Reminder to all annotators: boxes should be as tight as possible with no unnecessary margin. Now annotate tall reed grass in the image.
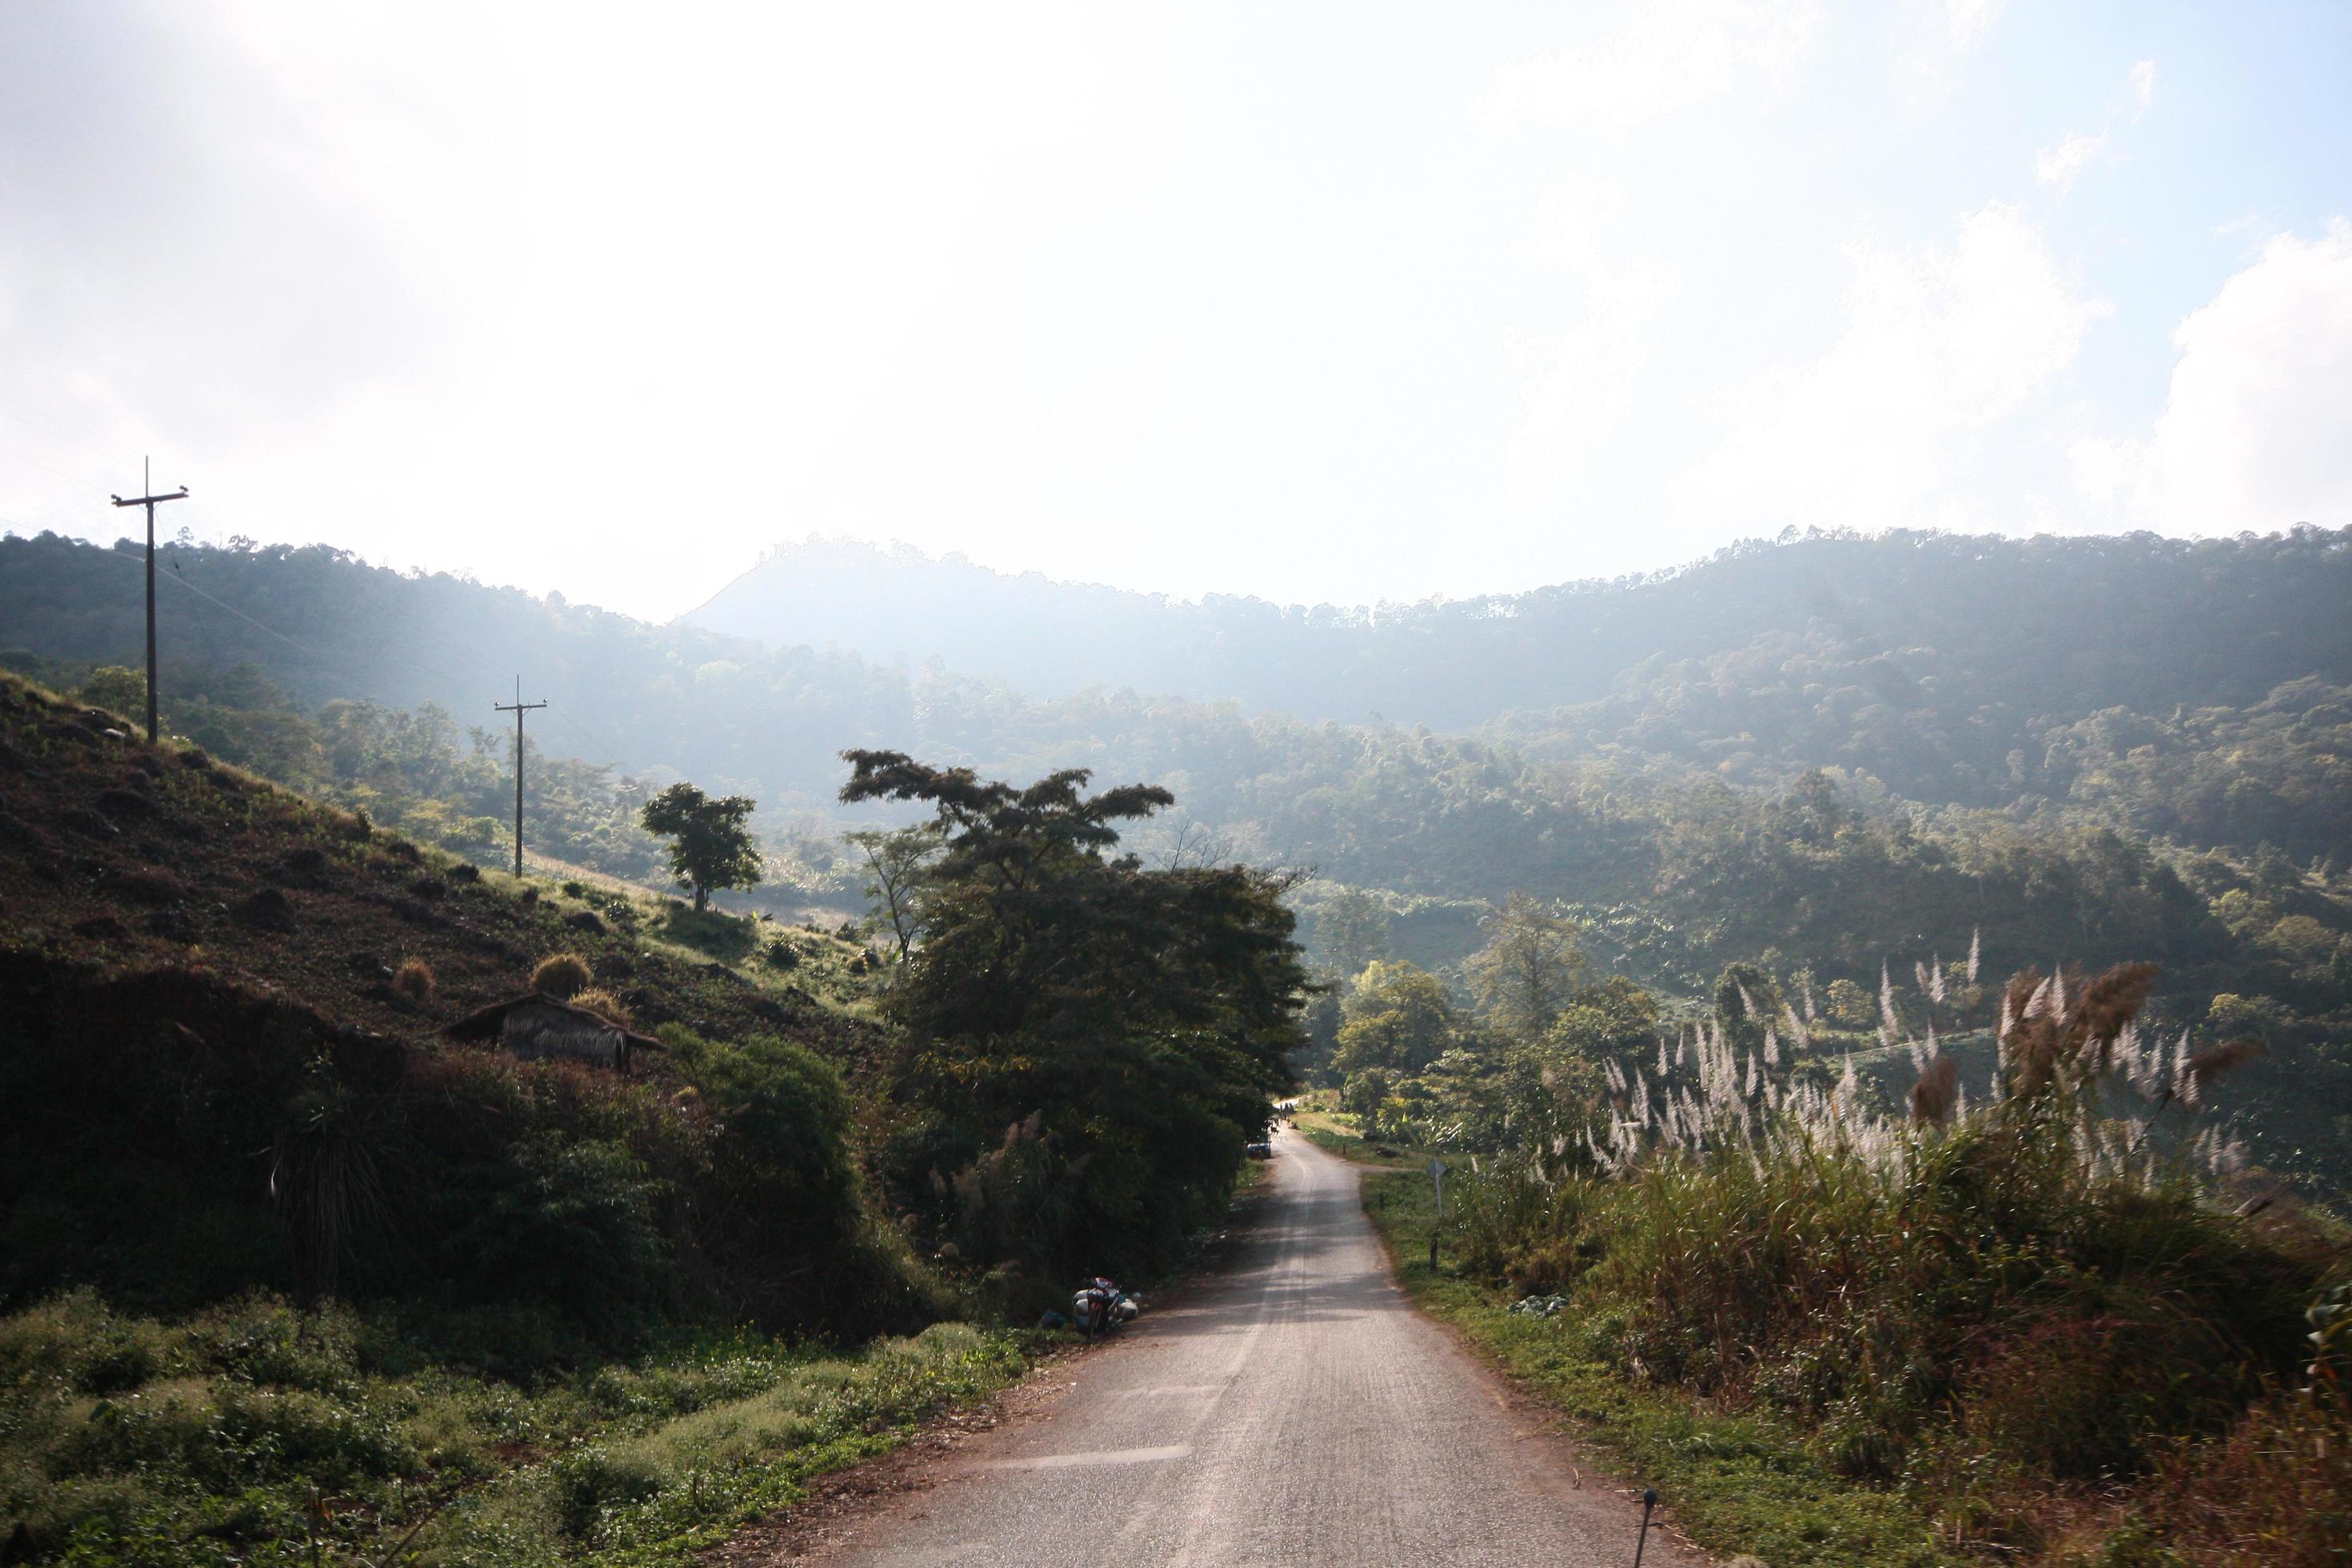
[1445,958,2348,1562]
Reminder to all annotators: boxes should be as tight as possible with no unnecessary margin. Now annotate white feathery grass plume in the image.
[1737,981,1758,1021]
[1953,1080,1968,1120]
[1997,993,2014,1045]
[1605,1057,1626,1094]
[1658,1036,1670,1078]
[1744,1052,1759,1097]
[2182,1053,2201,1107]
[1988,1063,2004,1103]
[1802,974,1817,1021]
[1967,927,1980,984]
[1763,1025,1780,1066]
[1906,1035,1928,1074]
[1914,959,1931,995]
[1930,959,1947,1006]
[2026,975,2053,1019]
[1880,962,1899,1036]
[1782,1002,1809,1052]
[1677,1027,1690,1067]
[2050,965,2067,1017]
[2171,1030,2190,1098]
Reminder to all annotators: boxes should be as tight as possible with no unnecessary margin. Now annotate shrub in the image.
[392,958,435,1006]
[531,952,593,998]
[1446,958,2336,1540]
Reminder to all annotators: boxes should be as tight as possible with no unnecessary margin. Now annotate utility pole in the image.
[110,458,189,745]
[494,678,549,878]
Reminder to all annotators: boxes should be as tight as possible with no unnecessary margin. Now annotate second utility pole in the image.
[110,457,189,745]
[494,678,548,878]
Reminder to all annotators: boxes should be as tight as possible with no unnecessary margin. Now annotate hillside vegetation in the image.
[4,527,2347,1195]
[0,674,1302,1563]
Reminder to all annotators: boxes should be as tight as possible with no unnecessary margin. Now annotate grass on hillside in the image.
[0,1290,1039,1568]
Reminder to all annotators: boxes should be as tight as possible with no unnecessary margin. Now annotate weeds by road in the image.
[1357,1166,1961,1568]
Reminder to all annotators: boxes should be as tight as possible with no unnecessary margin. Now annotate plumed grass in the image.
[1438,959,2350,1562]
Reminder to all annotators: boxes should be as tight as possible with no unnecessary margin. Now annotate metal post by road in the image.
[1631,1487,1658,1566]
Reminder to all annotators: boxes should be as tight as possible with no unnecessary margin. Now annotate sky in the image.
[0,1,2347,621]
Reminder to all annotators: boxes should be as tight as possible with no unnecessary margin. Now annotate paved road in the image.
[816,1130,1701,1566]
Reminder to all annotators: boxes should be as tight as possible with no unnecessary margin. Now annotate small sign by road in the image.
[1427,1158,1447,1218]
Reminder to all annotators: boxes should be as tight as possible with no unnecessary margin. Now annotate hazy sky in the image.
[1,2,2347,619]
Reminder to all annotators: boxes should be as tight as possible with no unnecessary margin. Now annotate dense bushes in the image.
[1438,962,2350,1562]
[0,1290,1028,1567]
[0,950,922,1350]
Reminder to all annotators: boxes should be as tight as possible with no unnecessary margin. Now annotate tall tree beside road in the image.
[838,750,1309,1282]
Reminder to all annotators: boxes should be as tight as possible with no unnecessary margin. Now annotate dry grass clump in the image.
[568,986,633,1029]
[531,952,593,998]
[392,958,435,1006]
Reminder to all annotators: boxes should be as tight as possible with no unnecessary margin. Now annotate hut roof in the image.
[442,992,664,1054]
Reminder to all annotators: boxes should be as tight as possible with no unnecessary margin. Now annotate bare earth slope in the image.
[795,1131,1700,1567]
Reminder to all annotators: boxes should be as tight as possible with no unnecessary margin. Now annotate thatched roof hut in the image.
[442,994,663,1072]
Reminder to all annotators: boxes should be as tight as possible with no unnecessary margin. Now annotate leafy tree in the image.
[76,665,147,717]
[1546,976,1661,1064]
[1466,892,1590,1042]
[837,750,1307,1283]
[640,782,763,910]
[846,822,944,962]
[1317,887,1391,978]
[1334,961,1457,1077]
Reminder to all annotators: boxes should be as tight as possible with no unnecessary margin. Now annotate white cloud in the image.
[2129,59,2157,110]
[1893,0,2006,99]
[1503,177,1670,494]
[1678,202,2105,531]
[2034,130,2109,192]
[2075,222,2352,531]
[1942,0,2007,50]
[1489,0,1822,130]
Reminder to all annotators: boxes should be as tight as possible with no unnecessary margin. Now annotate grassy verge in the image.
[0,1291,1043,1567]
[1358,1170,1962,1568]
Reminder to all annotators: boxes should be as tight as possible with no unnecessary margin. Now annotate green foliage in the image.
[845,822,942,963]
[0,1287,1031,1568]
[1314,886,1391,977]
[1334,961,1458,1077]
[639,782,763,911]
[75,665,147,717]
[1714,960,1782,1053]
[838,751,1306,1288]
[1410,958,2350,1564]
[1465,892,1589,1041]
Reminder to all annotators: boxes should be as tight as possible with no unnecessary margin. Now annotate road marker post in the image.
[1632,1486,1659,1566]
[1426,1158,1446,1271]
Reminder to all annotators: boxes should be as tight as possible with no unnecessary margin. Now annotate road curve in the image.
[811,1129,1702,1566]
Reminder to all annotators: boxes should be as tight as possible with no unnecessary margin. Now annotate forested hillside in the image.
[5,526,2348,1188]
[690,530,2352,737]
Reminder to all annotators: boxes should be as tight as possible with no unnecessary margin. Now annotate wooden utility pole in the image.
[110,458,189,744]
[494,678,549,878]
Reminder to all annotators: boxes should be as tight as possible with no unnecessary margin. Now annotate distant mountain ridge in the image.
[683,530,2352,730]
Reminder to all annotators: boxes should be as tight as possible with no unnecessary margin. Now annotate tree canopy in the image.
[640,782,762,910]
